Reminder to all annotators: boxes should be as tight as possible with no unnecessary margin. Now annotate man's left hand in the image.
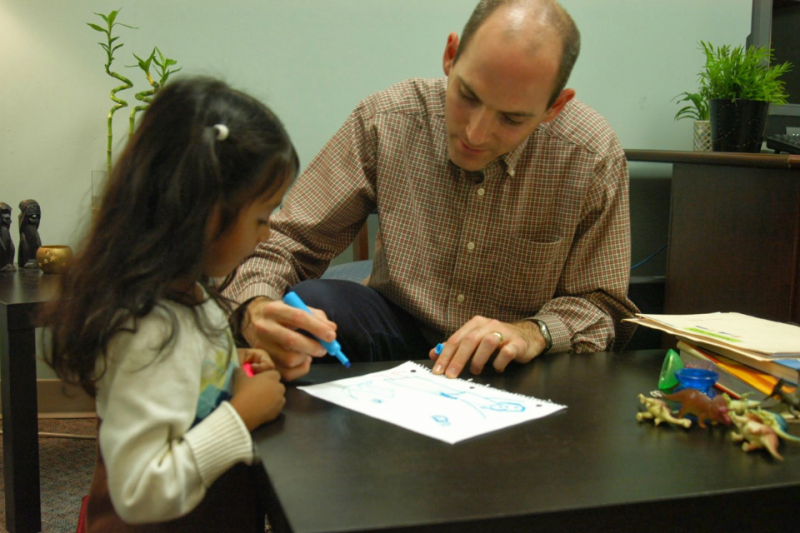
[429,316,547,378]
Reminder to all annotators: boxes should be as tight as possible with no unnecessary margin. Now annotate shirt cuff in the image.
[232,282,283,305]
[531,313,570,354]
[183,401,254,488]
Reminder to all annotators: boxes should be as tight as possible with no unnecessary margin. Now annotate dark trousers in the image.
[291,279,431,363]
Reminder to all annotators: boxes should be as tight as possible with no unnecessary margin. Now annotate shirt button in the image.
[457,294,465,303]
[508,169,516,177]
[477,188,485,196]
[466,242,475,251]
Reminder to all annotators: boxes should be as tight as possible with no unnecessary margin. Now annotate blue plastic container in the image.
[673,367,718,397]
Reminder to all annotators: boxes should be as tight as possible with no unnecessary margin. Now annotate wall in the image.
[0,0,752,376]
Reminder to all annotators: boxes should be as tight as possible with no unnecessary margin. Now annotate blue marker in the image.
[282,291,351,368]
[435,343,445,355]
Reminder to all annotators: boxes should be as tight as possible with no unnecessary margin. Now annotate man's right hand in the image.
[239,297,338,381]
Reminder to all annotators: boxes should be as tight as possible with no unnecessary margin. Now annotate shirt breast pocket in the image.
[491,236,564,315]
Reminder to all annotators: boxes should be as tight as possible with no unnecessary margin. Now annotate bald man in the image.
[227,0,638,380]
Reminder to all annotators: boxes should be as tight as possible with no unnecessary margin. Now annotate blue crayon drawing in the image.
[299,361,566,444]
[432,415,450,426]
[344,373,526,420]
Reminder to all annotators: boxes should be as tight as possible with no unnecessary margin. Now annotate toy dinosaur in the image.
[636,394,692,428]
[744,410,800,444]
[730,413,783,461]
[660,388,731,429]
[720,393,761,415]
[766,379,800,416]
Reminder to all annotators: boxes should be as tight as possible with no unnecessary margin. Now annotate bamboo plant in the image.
[128,47,182,135]
[87,9,136,176]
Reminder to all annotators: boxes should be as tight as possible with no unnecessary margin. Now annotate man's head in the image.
[443,0,580,171]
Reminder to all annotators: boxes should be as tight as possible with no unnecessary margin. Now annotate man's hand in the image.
[429,316,547,378]
[239,297,338,382]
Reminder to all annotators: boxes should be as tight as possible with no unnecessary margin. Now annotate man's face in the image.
[442,12,573,172]
[0,211,10,228]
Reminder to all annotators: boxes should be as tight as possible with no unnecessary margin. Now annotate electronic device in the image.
[748,0,800,137]
[766,133,800,154]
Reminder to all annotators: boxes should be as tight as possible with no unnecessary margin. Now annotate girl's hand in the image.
[230,368,286,431]
[237,347,276,375]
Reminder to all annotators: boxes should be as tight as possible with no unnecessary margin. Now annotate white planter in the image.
[693,120,712,151]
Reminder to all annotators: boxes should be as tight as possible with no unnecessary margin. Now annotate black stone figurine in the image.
[18,199,41,269]
[0,202,14,272]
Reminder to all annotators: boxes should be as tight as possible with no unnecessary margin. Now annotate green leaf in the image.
[693,40,792,104]
[671,91,709,121]
[129,51,155,73]
[87,23,106,33]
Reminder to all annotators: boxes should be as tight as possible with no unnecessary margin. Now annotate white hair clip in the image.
[213,124,230,142]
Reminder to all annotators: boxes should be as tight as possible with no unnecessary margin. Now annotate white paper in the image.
[298,361,566,444]
[628,312,800,357]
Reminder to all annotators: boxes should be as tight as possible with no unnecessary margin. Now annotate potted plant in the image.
[672,91,711,151]
[87,9,180,220]
[695,41,792,153]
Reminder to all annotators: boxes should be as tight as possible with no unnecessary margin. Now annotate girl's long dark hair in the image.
[41,77,299,396]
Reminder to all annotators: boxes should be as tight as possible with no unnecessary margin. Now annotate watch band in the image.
[534,319,552,354]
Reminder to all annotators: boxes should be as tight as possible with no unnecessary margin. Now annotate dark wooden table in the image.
[254,350,800,533]
[1,270,61,533]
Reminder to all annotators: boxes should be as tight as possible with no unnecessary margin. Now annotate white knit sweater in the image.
[94,293,254,524]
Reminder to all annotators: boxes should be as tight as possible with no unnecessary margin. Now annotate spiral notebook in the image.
[298,361,566,444]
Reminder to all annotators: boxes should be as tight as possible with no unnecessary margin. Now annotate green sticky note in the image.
[658,349,684,390]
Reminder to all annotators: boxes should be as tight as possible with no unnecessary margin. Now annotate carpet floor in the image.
[0,417,97,533]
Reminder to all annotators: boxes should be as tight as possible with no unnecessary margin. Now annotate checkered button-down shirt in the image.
[227,78,638,352]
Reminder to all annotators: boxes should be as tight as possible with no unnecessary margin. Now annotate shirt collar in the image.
[502,135,531,178]
[447,133,532,181]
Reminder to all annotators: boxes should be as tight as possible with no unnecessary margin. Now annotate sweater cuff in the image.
[183,402,254,488]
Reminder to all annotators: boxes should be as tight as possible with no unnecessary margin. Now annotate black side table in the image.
[1,270,61,533]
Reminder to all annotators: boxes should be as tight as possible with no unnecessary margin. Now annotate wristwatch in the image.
[533,319,552,354]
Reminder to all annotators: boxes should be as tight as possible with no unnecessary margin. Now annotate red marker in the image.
[242,362,254,377]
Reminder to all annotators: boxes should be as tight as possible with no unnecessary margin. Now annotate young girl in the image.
[42,77,298,532]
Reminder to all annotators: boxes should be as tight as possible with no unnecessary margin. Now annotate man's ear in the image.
[541,89,576,123]
[442,32,459,76]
